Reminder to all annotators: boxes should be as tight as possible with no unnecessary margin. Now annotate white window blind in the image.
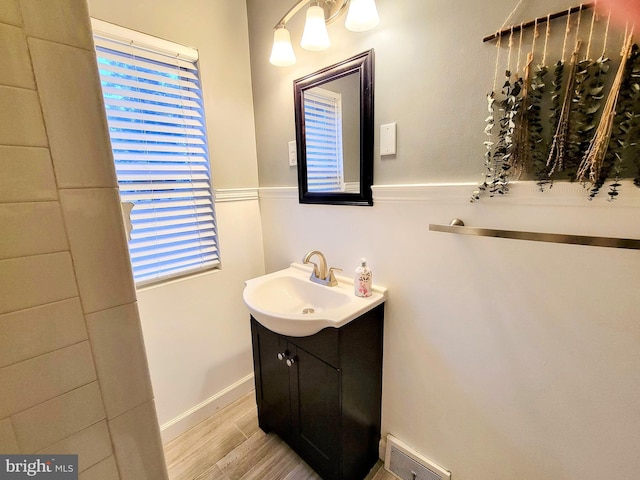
[91,19,219,286]
[304,88,344,192]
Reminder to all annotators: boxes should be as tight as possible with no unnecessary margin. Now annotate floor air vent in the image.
[384,435,451,480]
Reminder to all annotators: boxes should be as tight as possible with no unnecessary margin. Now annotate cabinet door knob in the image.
[277,352,286,361]
[286,357,296,367]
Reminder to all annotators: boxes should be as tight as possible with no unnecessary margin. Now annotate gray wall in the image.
[247,0,582,187]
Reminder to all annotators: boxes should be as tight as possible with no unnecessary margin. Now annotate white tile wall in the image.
[86,303,154,419]
[29,38,117,189]
[0,418,20,454]
[0,0,21,26]
[108,400,169,480]
[11,382,105,453]
[19,0,93,49]
[0,23,34,88]
[59,188,136,314]
[0,146,57,203]
[0,1,168,478]
[79,455,120,480]
[0,298,87,368]
[0,252,78,315]
[0,202,68,259]
[38,420,112,472]
[0,86,48,146]
[0,341,96,418]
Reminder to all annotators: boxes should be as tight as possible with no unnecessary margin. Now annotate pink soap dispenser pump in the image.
[354,258,372,297]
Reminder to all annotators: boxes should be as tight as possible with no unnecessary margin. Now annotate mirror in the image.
[294,50,374,206]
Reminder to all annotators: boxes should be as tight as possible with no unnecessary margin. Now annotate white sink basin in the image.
[243,263,387,337]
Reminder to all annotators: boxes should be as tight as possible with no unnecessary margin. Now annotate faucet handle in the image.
[328,267,342,286]
[306,260,320,278]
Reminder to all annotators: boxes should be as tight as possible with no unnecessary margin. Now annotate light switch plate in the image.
[288,141,297,166]
[380,123,397,156]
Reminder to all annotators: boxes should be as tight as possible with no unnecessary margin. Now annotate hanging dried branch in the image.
[582,57,610,152]
[605,44,640,199]
[549,60,565,141]
[491,70,523,196]
[472,92,497,202]
[547,42,582,176]
[576,33,634,192]
[566,58,593,173]
[625,46,640,189]
[564,56,610,180]
[511,53,535,178]
[563,6,586,177]
[529,63,551,190]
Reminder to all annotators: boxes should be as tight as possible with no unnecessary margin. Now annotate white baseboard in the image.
[379,435,387,461]
[160,373,255,444]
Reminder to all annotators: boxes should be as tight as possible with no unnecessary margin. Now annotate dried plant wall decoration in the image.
[474,3,640,202]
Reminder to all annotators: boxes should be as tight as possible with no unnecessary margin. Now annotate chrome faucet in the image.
[302,250,341,287]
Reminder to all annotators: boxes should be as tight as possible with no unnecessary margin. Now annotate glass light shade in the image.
[345,0,380,32]
[269,27,296,66]
[300,5,330,51]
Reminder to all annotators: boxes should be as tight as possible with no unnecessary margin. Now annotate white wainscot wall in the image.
[136,191,265,443]
[258,182,640,480]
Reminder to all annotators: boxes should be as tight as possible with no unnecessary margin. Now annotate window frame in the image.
[91,18,221,287]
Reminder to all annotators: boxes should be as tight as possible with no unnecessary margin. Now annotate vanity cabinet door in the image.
[289,344,341,480]
[250,319,292,439]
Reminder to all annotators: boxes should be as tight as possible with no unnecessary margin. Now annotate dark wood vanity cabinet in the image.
[250,303,384,480]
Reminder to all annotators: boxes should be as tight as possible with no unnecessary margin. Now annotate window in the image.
[91,19,219,286]
[303,88,344,192]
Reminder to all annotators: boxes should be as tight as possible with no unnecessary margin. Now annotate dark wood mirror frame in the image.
[294,50,374,206]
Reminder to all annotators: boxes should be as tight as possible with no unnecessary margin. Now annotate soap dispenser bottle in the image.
[354,258,372,297]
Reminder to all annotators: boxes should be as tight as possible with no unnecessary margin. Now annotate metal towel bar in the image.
[429,219,640,250]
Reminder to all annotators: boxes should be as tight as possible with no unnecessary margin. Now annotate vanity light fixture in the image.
[300,3,331,51]
[269,0,379,67]
[344,0,380,32]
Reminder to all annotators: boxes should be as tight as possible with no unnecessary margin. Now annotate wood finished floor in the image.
[163,391,396,480]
